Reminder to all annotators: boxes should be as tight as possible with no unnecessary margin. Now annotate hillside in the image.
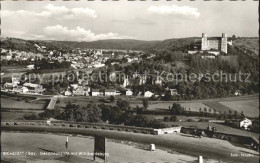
[56,39,160,50]
[232,37,259,55]
[1,37,258,53]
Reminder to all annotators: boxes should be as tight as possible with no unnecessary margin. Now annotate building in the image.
[154,77,163,85]
[65,90,72,96]
[144,91,154,97]
[104,89,116,96]
[73,86,88,96]
[201,33,228,53]
[12,74,21,85]
[240,118,252,130]
[3,83,14,91]
[122,76,130,88]
[126,90,133,96]
[91,89,100,96]
[169,89,179,96]
[22,83,44,94]
[26,64,35,70]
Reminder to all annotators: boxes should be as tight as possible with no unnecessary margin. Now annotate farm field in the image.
[1,96,46,110]
[1,112,28,120]
[220,100,259,118]
[179,102,210,112]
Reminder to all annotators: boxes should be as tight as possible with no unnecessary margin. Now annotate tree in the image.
[117,98,131,111]
[234,111,239,119]
[164,116,170,122]
[240,111,245,118]
[109,96,115,103]
[170,103,184,115]
[208,108,212,113]
[142,98,149,109]
[204,107,207,113]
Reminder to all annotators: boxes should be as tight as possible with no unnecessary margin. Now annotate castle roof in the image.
[207,37,221,41]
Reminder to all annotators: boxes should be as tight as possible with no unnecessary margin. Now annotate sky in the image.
[1,0,259,41]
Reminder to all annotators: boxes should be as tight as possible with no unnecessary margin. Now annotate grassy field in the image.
[179,102,210,112]
[220,100,259,118]
[233,37,259,55]
[1,112,28,120]
[1,96,46,110]
[203,102,233,114]
[1,95,47,121]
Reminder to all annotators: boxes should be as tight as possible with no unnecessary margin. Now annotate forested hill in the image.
[57,39,160,50]
[1,37,258,55]
[0,37,200,51]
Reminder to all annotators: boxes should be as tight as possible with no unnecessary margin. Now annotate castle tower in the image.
[221,33,228,53]
[201,33,208,51]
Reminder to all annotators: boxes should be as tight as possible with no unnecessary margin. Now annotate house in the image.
[12,74,21,85]
[23,83,44,94]
[65,90,72,96]
[144,91,154,97]
[73,86,90,96]
[91,89,100,96]
[240,118,252,130]
[169,89,179,96]
[122,76,130,88]
[234,90,242,96]
[155,77,163,85]
[126,90,133,96]
[70,84,78,90]
[104,89,117,96]
[4,83,14,91]
[26,64,35,70]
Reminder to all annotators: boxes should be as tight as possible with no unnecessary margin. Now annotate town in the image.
[1,1,259,162]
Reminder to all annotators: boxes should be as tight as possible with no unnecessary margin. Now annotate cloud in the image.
[112,17,156,25]
[148,4,200,19]
[1,4,97,19]
[43,25,128,41]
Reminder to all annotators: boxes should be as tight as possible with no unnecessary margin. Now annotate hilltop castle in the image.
[201,33,228,53]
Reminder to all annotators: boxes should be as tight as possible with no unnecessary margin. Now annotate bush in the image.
[186,118,195,122]
[24,113,37,120]
[170,115,178,122]
[164,116,170,122]
[198,118,209,122]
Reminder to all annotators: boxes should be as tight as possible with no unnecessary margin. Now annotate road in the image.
[2,125,259,163]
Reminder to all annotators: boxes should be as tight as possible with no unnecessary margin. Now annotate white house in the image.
[169,89,179,96]
[144,91,154,97]
[126,90,133,96]
[155,77,163,85]
[65,90,72,96]
[104,89,117,96]
[122,76,130,88]
[23,83,44,94]
[12,74,21,85]
[91,89,100,96]
[240,118,252,130]
[26,64,35,70]
[3,82,14,91]
[234,90,242,96]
